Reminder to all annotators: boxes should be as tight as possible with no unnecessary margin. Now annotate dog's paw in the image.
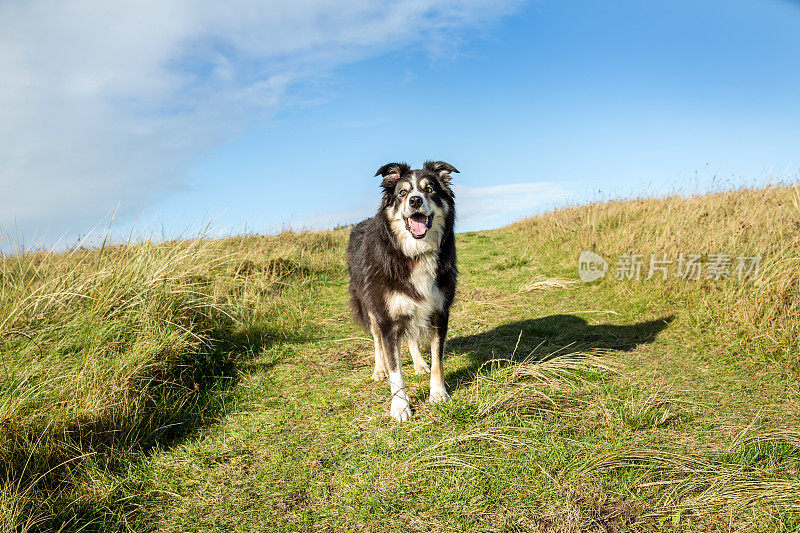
[372,368,388,381]
[429,387,450,403]
[414,362,431,375]
[390,397,413,422]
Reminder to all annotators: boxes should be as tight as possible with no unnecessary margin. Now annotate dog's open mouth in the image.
[404,213,433,239]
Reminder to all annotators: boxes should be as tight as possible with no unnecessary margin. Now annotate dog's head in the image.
[376,161,458,257]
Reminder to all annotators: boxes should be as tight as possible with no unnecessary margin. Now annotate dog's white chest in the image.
[385,254,444,339]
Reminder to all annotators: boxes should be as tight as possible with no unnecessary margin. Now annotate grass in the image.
[1,184,800,531]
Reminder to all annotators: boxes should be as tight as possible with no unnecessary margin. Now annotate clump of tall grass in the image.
[0,239,235,521]
[512,184,800,372]
[518,277,577,292]
[614,387,684,431]
[473,353,614,418]
[0,228,347,528]
[422,351,800,528]
[574,427,800,526]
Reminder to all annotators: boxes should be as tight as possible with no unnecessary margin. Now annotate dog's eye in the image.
[399,190,408,197]
[424,185,433,194]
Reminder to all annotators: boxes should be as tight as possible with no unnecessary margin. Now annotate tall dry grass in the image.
[511,185,800,371]
[413,352,800,530]
[0,228,347,529]
[2,184,799,529]
[574,427,800,525]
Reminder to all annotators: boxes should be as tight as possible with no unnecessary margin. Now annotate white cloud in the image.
[286,181,578,234]
[0,0,521,245]
[453,182,578,231]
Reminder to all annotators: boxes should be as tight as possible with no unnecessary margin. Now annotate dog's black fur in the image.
[347,161,458,421]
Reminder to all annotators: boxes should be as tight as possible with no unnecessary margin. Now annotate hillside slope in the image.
[2,185,799,532]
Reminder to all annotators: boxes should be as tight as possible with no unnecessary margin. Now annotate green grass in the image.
[2,185,800,531]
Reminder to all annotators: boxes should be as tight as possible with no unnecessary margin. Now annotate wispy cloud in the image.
[0,0,521,244]
[288,181,578,233]
[453,182,579,231]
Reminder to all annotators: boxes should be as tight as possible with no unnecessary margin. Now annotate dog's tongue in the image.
[409,214,428,236]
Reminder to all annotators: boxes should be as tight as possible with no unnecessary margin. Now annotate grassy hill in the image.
[2,185,800,532]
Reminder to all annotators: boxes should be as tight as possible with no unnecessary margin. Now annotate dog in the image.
[347,161,458,422]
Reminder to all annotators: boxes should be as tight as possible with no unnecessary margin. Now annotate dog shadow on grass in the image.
[443,314,674,392]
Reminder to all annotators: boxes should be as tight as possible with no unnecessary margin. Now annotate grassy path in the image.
[127,231,800,532]
[4,188,800,531]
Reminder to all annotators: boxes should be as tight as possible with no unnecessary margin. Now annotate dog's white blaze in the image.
[407,179,432,216]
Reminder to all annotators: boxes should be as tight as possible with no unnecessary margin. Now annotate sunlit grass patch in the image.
[0,228,346,529]
[614,387,686,431]
[2,185,800,530]
[519,277,578,292]
[570,427,800,528]
[472,353,614,419]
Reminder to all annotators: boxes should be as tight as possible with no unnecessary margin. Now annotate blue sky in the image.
[2,0,799,249]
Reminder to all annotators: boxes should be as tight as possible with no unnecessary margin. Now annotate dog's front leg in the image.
[408,337,431,375]
[429,311,450,403]
[382,330,412,422]
[369,318,387,381]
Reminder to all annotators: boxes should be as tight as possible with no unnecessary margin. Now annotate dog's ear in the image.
[423,161,459,183]
[375,162,410,189]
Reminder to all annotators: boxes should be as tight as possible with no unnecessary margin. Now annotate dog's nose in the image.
[408,195,423,209]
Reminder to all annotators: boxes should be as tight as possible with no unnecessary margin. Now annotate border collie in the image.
[347,161,458,422]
